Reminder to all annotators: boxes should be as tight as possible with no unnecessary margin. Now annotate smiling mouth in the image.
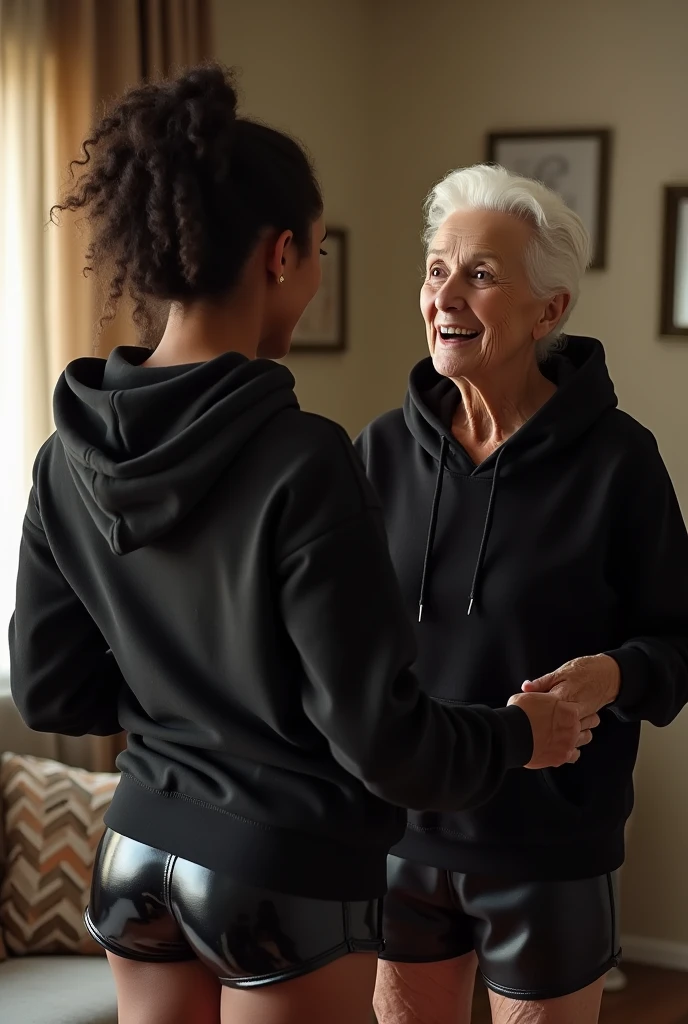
[437,326,481,341]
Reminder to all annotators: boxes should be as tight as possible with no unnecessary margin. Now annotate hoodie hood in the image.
[404,336,618,478]
[53,347,298,554]
[404,336,618,618]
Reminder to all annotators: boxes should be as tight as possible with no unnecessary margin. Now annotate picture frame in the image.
[659,186,688,337]
[290,227,347,352]
[486,129,612,269]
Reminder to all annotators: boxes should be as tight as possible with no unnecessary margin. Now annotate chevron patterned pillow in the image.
[0,752,117,955]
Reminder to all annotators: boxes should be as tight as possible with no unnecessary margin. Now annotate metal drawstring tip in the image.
[467,597,474,616]
[418,604,423,623]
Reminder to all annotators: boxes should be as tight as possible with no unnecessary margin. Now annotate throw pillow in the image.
[0,752,117,955]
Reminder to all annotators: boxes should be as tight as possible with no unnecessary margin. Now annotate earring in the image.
[278,275,285,284]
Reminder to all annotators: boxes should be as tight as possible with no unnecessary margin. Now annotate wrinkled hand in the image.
[507,692,598,768]
[521,655,621,719]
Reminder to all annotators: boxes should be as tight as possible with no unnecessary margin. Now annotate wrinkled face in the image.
[259,216,326,359]
[420,208,558,380]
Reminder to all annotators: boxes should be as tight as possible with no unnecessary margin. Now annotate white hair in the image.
[424,164,592,359]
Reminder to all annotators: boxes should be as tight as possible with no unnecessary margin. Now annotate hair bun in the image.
[173,65,238,120]
[162,65,239,165]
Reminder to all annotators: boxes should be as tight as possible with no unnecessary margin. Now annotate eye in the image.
[473,268,494,281]
[428,264,446,279]
[320,249,328,256]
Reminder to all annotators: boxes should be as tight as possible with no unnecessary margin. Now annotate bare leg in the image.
[106,953,221,1024]
[221,952,378,1024]
[488,975,605,1024]
[373,952,479,1024]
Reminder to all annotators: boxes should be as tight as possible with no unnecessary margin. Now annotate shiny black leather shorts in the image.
[85,829,383,988]
[381,855,621,1001]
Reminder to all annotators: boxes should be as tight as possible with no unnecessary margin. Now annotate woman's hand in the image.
[507,692,598,768]
[521,654,621,718]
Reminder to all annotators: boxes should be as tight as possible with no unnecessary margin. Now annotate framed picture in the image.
[660,186,688,337]
[486,129,612,269]
[291,228,347,352]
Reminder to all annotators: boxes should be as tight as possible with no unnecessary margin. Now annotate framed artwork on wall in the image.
[660,186,688,337]
[291,228,347,352]
[486,129,612,269]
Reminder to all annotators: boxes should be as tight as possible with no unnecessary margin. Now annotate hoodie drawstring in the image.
[418,436,448,622]
[418,439,506,621]
[466,445,505,616]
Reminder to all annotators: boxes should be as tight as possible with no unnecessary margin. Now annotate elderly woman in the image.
[356,165,688,1024]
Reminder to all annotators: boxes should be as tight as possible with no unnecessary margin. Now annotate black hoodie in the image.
[356,337,688,880]
[9,347,534,901]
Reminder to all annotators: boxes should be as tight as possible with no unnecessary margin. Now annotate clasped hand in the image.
[507,655,620,769]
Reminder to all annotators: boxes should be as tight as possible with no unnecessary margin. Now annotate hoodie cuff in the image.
[604,646,651,712]
[494,705,534,769]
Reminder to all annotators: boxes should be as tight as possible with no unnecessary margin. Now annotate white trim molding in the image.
[621,934,688,972]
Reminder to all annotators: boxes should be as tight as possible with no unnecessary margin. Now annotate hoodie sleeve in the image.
[278,421,533,811]
[606,432,688,726]
[9,488,124,737]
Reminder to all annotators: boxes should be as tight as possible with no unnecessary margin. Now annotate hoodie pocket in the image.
[410,701,634,846]
[539,766,587,813]
[407,764,585,846]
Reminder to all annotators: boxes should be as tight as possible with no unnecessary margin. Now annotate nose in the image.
[436,276,468,312]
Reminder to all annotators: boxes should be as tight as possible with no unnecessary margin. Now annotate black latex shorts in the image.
[85,828,383,989]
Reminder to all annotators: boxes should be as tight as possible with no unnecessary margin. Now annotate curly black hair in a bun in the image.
[52,63,323,332]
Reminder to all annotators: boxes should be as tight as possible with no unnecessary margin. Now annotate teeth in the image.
[439,327,477,336]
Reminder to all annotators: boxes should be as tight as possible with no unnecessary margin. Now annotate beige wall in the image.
[213,0,383,437]
[212,0,688,946]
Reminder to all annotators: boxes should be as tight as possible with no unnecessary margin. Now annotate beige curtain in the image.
[0,0,55,698]
[1,0,211,772]
[46,0,212,381]
[0,0,53,495]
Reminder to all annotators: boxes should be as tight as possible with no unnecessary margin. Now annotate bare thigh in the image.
[373,952,479,1024]
[221,952,378,1024]
[106,952,221,1024]
[488,975,606,1024]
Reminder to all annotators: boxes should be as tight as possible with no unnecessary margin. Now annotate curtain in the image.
[0,0,53,682]
[46,0,212,374]
[0,0,211,771]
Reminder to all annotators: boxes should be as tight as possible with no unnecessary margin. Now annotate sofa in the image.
[0,691,117,1024]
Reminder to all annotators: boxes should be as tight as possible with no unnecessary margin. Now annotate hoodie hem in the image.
[104,773,393,901]
[391,826,625,881]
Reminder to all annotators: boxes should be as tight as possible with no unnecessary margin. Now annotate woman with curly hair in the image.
[9,67,585,1024]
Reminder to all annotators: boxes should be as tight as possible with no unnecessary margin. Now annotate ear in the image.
[266,230,294,283]
[532,292,570,342]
